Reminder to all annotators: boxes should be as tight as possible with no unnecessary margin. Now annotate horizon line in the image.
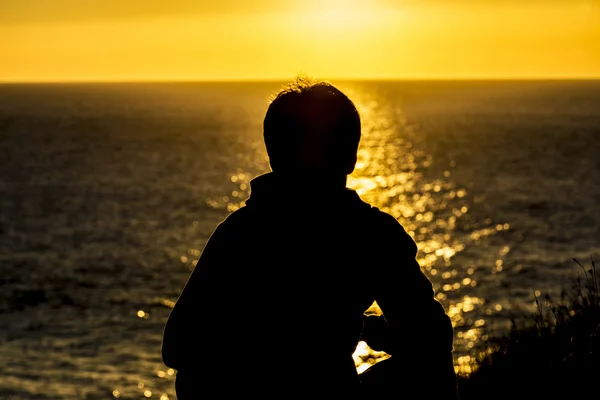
[1,76,600,84]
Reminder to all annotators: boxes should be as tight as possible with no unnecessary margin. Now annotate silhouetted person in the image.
[162,76,459,398]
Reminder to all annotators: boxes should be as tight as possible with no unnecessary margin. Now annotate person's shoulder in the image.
[367,207,398,223]
[361,205,403,230]
[212,203,268,235]
[362,206,417,249]
[213,206,254,231]
[348,192,397,226]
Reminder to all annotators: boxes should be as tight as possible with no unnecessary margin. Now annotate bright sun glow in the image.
[294,1,401,32]
[0,0,598,81]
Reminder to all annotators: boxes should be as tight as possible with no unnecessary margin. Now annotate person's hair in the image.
[263,75,361,174]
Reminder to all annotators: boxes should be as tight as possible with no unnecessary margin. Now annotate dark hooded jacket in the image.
[162,172,458,398]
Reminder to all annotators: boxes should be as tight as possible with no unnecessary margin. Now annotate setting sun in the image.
[291,1,403,32]
[1,0,599,81]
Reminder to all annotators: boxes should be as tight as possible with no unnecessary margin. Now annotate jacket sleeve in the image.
[371,212,459,399]
[161,221,228,372]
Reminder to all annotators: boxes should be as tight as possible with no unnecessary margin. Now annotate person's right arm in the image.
[372,212,459,399]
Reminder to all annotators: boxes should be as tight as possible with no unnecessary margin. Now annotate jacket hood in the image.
[245,172,371,212]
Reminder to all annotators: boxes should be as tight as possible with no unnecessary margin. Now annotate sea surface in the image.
[1,80,599,399]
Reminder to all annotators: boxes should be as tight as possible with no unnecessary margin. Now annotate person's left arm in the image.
[161,221,229,371]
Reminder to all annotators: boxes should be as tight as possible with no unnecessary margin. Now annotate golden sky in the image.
[1,0,599,81]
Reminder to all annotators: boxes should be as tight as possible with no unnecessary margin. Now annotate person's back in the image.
[162,76,459,398]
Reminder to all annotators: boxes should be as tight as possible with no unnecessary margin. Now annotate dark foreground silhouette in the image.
[458,257,600,399]
[162,76,459,398]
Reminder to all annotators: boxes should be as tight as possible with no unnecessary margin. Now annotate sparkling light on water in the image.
[3,81,599,398]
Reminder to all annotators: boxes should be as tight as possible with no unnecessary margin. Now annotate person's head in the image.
[263,75,361,177]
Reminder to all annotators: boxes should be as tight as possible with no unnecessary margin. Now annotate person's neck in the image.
[270,169,348,191]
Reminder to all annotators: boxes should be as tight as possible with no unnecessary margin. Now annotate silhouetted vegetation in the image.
[458,256,599,399]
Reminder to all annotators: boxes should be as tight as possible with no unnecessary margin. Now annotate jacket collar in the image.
[245,171,368,210]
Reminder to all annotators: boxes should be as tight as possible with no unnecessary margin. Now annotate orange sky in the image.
[1,0,599,81]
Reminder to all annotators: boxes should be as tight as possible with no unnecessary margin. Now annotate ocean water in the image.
[1,80,599,399]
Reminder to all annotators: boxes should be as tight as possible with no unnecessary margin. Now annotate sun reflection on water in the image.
[343,85,492,375]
